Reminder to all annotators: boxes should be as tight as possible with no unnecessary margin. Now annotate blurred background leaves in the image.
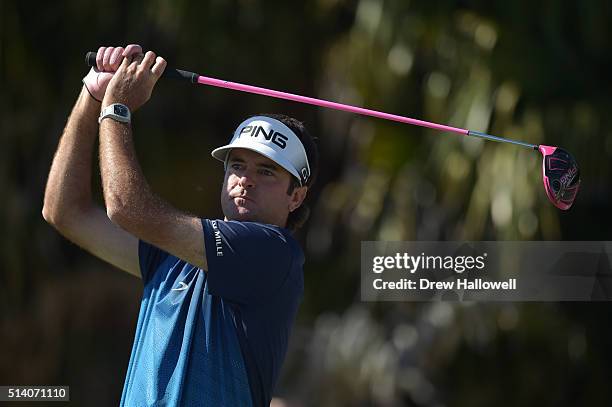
[1,0,611,405]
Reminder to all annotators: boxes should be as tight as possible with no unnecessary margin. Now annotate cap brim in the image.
[211,140,303,183]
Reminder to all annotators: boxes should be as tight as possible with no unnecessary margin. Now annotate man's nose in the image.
[238,171,255,188]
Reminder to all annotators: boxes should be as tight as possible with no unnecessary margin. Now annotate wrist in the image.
[81,85,102,106]
[98,103,131,125]
[76,88,104,123]
[101,94,127,110]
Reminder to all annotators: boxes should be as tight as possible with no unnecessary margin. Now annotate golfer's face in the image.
[221,149,294,226]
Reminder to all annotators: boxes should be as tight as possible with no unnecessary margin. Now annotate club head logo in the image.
[560,165,577,188]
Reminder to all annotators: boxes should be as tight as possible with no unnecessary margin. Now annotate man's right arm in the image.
[42,87,141,278]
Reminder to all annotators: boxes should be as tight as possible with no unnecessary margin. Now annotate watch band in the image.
[99,103,131,124]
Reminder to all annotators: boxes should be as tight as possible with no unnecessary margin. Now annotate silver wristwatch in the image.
[98,103,131,124]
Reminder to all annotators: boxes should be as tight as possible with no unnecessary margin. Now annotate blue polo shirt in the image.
[120,219,304,406]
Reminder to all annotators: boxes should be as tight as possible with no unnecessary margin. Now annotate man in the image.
[42,44,318,406]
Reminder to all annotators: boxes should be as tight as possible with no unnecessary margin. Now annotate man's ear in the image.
[289,186,308,212]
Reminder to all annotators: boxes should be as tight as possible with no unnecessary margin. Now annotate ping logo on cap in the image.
[239,126,289,149]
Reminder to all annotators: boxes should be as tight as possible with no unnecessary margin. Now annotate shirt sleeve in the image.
[202,219,297,304]
[138,240,171,284]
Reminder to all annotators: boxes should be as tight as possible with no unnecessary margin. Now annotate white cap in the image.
[211,116,311,186]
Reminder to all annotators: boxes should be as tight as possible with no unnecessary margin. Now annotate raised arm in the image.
[42,85,141,277]
[98,48,208,271]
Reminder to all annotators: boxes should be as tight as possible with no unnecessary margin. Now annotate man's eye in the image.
[260,169,274,176]
[231,164,243,170]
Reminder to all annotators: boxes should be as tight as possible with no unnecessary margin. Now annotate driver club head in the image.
[538,145,580,210]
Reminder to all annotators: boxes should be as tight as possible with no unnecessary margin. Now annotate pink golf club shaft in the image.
[196,75,468,135]
[195,74,537,149]
[84,52,538,150]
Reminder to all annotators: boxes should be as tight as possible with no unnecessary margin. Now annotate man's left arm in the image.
[99,49,208,271]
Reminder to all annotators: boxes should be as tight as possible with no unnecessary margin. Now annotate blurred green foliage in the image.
[1,0,611,405]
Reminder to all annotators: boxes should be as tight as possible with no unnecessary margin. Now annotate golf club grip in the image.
[85,51,198,83]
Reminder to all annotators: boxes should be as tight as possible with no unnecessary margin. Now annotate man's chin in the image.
[227,208,258,222]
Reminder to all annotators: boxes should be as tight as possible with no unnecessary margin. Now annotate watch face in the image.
[113,104,129,117]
